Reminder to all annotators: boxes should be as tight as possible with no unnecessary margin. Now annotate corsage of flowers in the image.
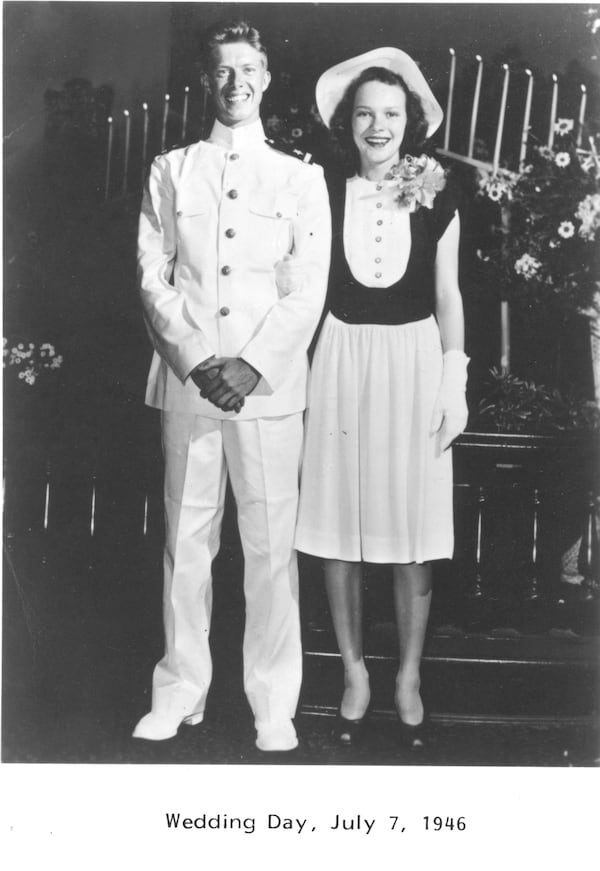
[385,154,447,212]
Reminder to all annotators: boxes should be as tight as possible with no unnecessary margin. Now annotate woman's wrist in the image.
[441,349,469,392]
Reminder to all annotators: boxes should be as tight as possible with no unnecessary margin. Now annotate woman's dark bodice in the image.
[325,169,461,325]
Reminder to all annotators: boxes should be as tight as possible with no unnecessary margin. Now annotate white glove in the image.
[430,350,470,451]
[274,254,305,297]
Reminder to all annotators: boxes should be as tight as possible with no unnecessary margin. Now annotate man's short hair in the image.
[200,19,268,71]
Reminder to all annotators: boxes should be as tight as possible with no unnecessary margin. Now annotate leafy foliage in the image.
[475,367,600,434]
[476,122,600,316]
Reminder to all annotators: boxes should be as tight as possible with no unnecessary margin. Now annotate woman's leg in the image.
[324,559,370,720]
[392,562,433,726]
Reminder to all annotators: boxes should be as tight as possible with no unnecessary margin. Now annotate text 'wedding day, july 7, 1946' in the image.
[164,813,467,835]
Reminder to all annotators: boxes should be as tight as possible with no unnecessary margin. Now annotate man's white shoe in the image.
[132,712,178,740]
[255,722,298,752]
[133,709,205,740]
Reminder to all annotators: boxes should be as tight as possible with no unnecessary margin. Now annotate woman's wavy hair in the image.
[328,67,429,176]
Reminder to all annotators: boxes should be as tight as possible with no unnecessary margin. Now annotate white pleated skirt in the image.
[295,313,454,564]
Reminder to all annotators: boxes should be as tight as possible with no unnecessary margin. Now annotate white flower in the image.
[537,146,553,160]
[487,183,503,202]
[555,152,571,168]
[477,167,516,203]
[558,221,575,239]
[18,367,36,384]
[579,153,596,174]
[554,118,574,136]
[514,253,542,279]
[291,127,303,139]
[576,192,600,241]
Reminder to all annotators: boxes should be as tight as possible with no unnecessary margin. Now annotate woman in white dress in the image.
[295,48,469,749]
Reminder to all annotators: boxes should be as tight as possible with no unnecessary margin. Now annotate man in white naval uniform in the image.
[133,20,331,751]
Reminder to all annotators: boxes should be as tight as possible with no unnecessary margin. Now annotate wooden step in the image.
[300,624,600,724]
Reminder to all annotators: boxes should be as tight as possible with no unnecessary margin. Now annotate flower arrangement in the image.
[385,154,447,212]
[475,121,600,316]
[3,338,63,386]
[475,367,600,435]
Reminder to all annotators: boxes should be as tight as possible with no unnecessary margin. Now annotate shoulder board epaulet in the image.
[159,142,185,155]
[265,138,314,164]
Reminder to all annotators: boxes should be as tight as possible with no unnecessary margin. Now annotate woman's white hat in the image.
[315,47,443,137]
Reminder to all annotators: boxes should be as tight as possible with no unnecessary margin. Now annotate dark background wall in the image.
[4,1,171,139]
[5,3,598,180]
[3,2,598,434]
[168,3,598,152]
[168,2,597,87]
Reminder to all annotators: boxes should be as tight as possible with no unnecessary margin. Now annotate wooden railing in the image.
[100,49,595,201]
[439,51,593,174]
[4,428,598,631]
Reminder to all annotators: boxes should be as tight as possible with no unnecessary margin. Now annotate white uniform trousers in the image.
[146,410,304,734]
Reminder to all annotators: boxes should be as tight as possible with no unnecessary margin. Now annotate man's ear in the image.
[201,72,211,94]
[262,69,271,92]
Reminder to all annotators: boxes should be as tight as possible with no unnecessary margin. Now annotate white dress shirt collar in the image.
[208,118,266,150]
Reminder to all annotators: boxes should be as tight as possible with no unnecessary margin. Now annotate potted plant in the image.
[454,122,600,607]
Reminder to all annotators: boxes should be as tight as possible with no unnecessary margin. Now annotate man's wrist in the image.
[190,357,216,387]
[239,358,261,380]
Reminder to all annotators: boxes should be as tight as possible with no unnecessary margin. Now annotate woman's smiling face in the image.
[351,80,407,177]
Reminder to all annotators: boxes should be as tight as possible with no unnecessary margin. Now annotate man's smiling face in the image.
[205,42,271,128]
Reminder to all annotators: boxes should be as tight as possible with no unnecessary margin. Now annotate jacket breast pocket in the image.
[175,203,208,220]
[175,202,211,252]
[248,193,297,259]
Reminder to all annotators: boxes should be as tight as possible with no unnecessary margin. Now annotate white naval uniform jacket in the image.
[138,119,332,420]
